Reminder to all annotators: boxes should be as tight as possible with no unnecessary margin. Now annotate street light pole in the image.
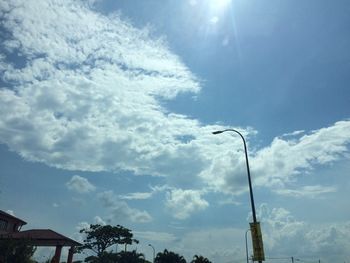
[212,129,258,223]
[148,244,155,263]
[212,129,263,263]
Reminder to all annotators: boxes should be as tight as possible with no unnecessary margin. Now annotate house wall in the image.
[0,216,22,233]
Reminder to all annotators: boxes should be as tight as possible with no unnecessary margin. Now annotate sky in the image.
[0,0,350,262]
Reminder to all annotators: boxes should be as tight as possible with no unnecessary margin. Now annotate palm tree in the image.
[155,249,186,263]
[190,255,212,263]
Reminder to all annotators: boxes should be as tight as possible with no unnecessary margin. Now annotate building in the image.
[0,210,81,263]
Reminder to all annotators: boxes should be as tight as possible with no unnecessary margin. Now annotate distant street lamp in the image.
[148,244,155,263]
[212,129,264,262]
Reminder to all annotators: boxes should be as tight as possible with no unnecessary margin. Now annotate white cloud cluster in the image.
[0,0,203,176]
[165,189,209,219]
[257,204,350,262]
[98,190,152,223]
[0,0,350,221]
[253,120,350,188]
[66,175,96,193]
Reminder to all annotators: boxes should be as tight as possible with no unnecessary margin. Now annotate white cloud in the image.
[98,191,152,223]
[119,192,153,200]
[165,189,209,219]
[134,231,177,243]
[0,0,203,177]
[209,16,219,24]
[5,210,15,216]
[274,185,337,198]
[174,227,247,263]
[256,204,350,262]
[93,216,107,226]
[0,0,349,208]
[66,175,96,194]
[253,120,350,188]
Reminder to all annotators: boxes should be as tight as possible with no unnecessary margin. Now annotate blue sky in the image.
[0,0,350,262]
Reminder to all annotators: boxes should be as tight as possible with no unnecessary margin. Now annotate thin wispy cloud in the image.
[119,192,154,200]
[274,185,337,198]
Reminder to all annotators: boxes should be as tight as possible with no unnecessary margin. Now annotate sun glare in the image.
[212,0,231,10]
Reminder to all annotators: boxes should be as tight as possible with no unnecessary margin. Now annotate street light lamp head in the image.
[212,130,224,135]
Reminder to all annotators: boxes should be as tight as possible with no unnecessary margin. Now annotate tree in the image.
[0,238,36,263]
[190,255,212,263]
[84,251,117,263]
[117,250,145,263]
[78,224,139,260]
[83,250,146,263]
[155,249,186,263]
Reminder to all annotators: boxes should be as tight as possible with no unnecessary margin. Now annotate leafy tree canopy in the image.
[0,238,36,263]
[155,249,186,263]
[116,250,145,263]
[84,250,145,263]
[190,255,212,263]
[78,224,138,257]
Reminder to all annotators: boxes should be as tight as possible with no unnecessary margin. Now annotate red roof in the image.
[0,229,81,247]
[0,210,27,225]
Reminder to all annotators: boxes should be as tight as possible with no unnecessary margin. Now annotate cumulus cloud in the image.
[66,175,96,193]
[0,0,203,176]
[0,0,349,204]
[98,191,152,223]
[257,204,350,262]
[165,189,209,219]
[93,216,107,226]
[253,120,350,188]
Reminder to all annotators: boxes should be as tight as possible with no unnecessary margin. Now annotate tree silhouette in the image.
[0,239,36,263]
[83,250,146,263]
[78,224,138,258]
[155,249,186,263]
[117,250,145,263]
[190,255,212,263]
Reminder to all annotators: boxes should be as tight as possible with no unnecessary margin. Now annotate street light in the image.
[212,129,257,222]
[212,129,264,262]
[148,244,155,263]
